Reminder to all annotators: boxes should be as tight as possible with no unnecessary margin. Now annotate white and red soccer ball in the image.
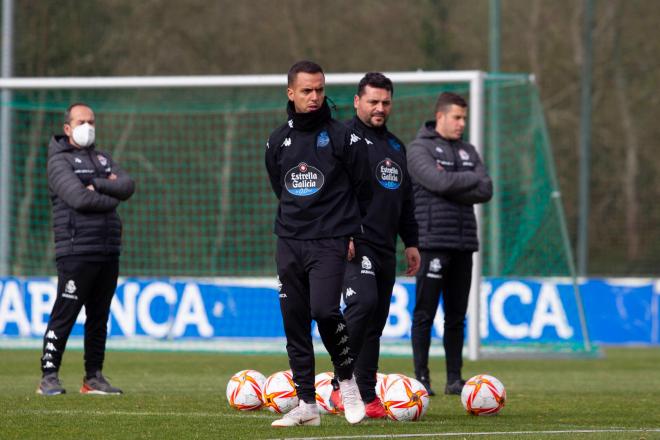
[226,369,267,411]
[314,372,340,414]
[262,370,299,414]
[461,374,506,416]
[381,374,430,421]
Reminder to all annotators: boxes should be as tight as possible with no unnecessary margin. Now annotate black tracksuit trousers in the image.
[341,242,396,403]
[276,237,356,404]
[411,250,473,383]
[40,257,119,376]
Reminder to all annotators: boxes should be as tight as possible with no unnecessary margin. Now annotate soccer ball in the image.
[375,372,387,401]
[382,375,430,421]
[262,370,299,414]
[226,369,267,411]
[314,372,340,414]
[461,374,506,416]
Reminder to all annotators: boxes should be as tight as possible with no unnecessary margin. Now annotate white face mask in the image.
[72,123,95,148]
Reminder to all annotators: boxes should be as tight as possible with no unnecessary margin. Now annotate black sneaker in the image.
[417,376,436,396]
[445,379,466,395]
[80,371,123,395]
[37,372,66,396]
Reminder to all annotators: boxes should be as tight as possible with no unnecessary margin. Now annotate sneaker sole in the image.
[80,385,122,395]
[36,388,66,396]
[271,417,320,427]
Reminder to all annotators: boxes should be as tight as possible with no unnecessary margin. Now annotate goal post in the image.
[0,71,590,358]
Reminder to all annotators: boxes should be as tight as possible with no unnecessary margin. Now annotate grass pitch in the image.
[1,347,659,439]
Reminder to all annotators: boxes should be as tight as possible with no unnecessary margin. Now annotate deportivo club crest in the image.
[65,280,77,294]
[97,154,108,166]
[316,130,330,148]
[284,162,325,197]
[429,258,442,273]
[375,158,402,190]
[361,256,372,270]
[458,149,470,161]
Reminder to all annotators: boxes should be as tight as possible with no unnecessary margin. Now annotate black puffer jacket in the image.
[407,121,492,252]
[47,135,135,258]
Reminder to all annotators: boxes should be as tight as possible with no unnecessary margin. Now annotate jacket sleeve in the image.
[398,162,419,248]
[92,152,135,201]
[445,151,493,205]
[342,130,372,219]
[264,136,282,199]
[407,140,480,196]
[47,154,120,212]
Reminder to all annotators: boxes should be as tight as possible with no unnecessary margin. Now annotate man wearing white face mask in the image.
[37,103,135,396]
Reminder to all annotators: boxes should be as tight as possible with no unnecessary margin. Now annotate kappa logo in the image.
[97,155,108,166]
[45,342,57,352]
[43,361,56,369]
[288,119,294,128]
[316,130,330,147]
[282,137,292,147]
[74,157,82,163]
[335,323,346,334]
[338,335,349,344]
[349,133,361,145]
[365,137,373,145]
[65,280,76,294]
[345,287,356,298]
[339,357,354,367]
[42,353,53,361]
[46,330,57,340]
[339,347,350,356]
[435,146,444,154]
[279,293,287,298]
[265,141,270,149]
[459,149,470,161]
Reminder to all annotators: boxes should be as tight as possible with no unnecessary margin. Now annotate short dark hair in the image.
[357,72,394,96]
[287,60,324,86]
[435,92,467,113]
[64,102,92,124]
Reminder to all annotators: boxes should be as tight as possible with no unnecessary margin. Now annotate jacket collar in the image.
[286,98,332,131]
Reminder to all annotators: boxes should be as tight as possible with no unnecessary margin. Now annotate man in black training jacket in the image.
[330,72,420,417]
[264,60,371,427]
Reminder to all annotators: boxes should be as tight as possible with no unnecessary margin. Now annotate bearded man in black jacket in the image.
[37,103,135,396]
[329,72,420,418]
[264,61,371,427]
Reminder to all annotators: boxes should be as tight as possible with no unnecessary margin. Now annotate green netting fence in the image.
[1,75,574,279]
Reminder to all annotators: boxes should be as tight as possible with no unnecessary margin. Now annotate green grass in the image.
[1,347,659,439]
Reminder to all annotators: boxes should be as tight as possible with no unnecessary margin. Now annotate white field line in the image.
[265,428,660,440]
[8,408,273,419]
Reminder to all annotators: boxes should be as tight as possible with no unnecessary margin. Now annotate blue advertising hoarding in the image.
[0,277,658,346]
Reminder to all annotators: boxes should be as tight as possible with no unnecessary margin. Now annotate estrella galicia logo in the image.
[375,158,402,190]
[285,162,325,196]
[387,136,401,151]
[316,130,330,148]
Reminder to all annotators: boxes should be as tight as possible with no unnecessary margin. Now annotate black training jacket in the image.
[345,116,418,253]
[47,135,135,259]
[407,121,492,252]
[265,99,372,239]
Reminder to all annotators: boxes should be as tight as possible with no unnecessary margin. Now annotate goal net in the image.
[0,72,592,357]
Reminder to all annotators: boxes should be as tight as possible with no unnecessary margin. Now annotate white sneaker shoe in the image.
[339,376,365,424]
[271,401,320,427]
